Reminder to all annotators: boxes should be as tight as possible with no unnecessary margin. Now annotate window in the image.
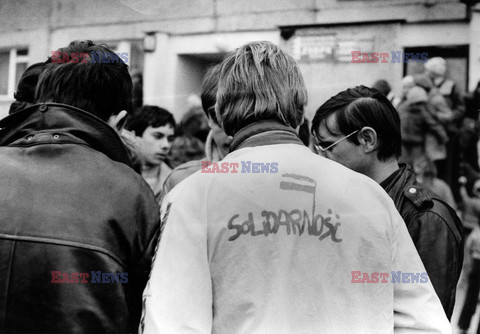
[0,48,29,97]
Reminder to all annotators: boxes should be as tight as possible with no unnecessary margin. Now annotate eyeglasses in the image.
[314,130,359,154]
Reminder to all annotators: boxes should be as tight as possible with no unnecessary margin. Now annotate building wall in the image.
[0,0,474,119]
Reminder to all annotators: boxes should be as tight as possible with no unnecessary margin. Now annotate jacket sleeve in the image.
[391,210,452,333]
[407,209,463,319]
[141,187,213,334]
[124,182,162,333]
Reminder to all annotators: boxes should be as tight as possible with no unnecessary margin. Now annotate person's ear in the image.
[108,110,128,133]
[358,126,377,154]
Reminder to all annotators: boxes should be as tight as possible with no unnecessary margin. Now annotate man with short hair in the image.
[0,40,160,333]
[125,105,176,201]
[141,42,450,333]
[311,85,464,319]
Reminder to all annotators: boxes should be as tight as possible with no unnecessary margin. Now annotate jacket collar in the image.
[380,163,416,199]
[229,120,303,152]
[0,102,131,166]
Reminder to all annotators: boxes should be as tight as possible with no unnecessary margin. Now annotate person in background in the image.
[9,61,48,114]
[141,41,450,333]
[167,106,207,168]
[372,79,397,104]
[311,85,464,319]
[413,155,457,210]
[411,74,452,183]
[125,105,176,202]
[460,81,480,173]
[425,57,466,191]
[163,64,232,193]
[397,85,448,165]
[425,57,465,122]
[457,175,480,334]
[395,75,415,108]
[0,40,160,333]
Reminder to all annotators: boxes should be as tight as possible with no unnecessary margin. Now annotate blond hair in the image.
[215,41,307,135]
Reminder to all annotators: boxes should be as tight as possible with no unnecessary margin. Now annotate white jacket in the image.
[141,138,450,333]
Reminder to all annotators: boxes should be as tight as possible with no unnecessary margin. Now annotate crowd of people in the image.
[372,61,480,334]
[0,38,478,333]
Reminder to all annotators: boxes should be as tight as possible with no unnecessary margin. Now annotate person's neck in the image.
[142,163,161,178]
[367,157,399,184]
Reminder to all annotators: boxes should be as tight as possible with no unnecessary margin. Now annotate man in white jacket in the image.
[141,41,451,333]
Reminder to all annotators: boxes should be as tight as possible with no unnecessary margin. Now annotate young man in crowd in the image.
[141,41,450,333]
[163,64,232,193]
[125,105,176,202]
[311,85,464,319]
[0,40,160,333]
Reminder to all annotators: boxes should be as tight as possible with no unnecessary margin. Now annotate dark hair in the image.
[125,105,176,136]
[298,118,311,147]
[216,41,307,136]
[200,64,221,125]
[35,40,132,122]
[311,85,402,161]
[371,79,391,97]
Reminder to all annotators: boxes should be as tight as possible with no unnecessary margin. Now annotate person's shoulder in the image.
[402,184,434,211]
[163,160,203,193]
[404,182,463,238]
[104,159,160,207]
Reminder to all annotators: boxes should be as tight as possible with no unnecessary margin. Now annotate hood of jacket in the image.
[0,102,131,166]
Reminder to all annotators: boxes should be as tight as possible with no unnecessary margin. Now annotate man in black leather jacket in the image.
[311,85,464,319]
[0,41,160,333]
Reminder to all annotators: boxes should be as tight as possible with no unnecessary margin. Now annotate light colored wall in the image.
[0,0,473,119]
[293,23,402,120]
[143,30,279,120]
[470,7,480,90]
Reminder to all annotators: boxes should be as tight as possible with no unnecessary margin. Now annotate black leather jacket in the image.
[380,164,464,319]
[0,103,160,333]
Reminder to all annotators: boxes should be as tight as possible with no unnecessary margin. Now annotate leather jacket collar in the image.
[229,120,303,152]
[381,164,414,197]
[0,102,131,166]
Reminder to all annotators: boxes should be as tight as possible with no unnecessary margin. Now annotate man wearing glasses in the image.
[142,43,450,333]
[312,85,464,320]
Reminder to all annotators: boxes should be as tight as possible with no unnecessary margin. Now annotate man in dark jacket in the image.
[311,85,464,319]
[0,40,160,333]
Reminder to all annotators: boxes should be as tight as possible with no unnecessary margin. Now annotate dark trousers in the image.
[459,259,480,332]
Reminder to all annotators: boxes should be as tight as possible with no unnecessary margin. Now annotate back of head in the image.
[312,85,402,161]
[9,61,49,114]
[406,86,428,104]
[125,105,176,137]
[425,57,447,77]
[215,41,307,136]
[372,79,391,97]
[35,40,133,122]
[201,64,222,125]
[412,74,433,93]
